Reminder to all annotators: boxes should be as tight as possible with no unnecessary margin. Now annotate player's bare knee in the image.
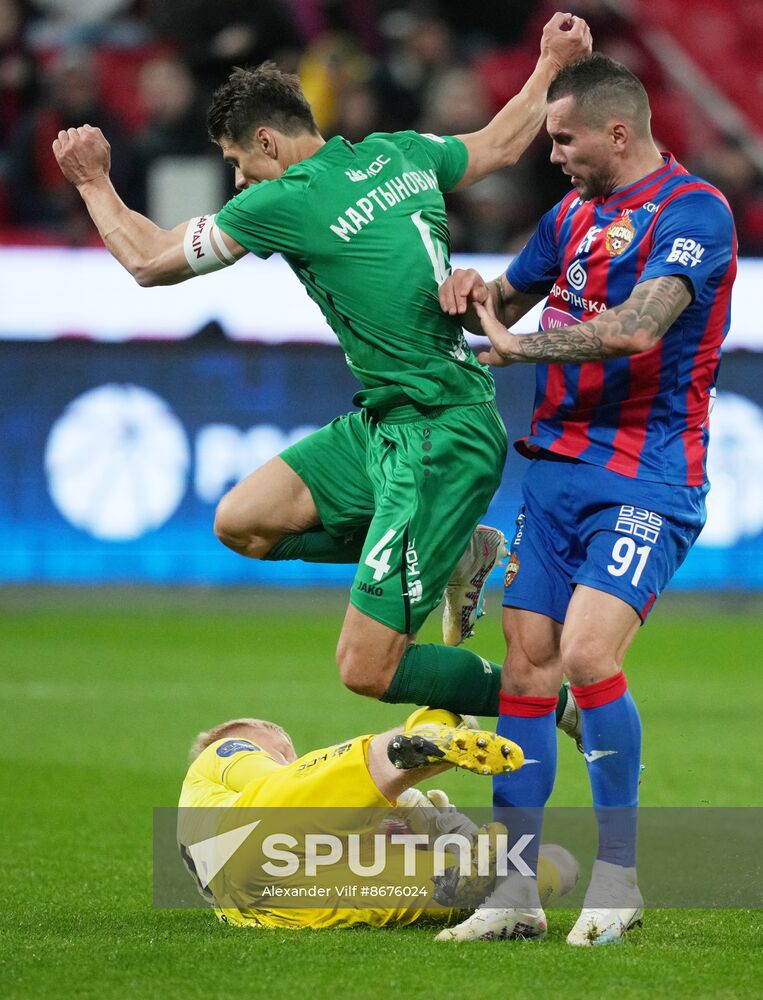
[559,632,614,686]
[213,510,242,552]
[213,512,256,556]
[336,642,392,700]
[503,635,562,695]
[337,659,388,699]
[336,606,408,699]
[214,494,269,559]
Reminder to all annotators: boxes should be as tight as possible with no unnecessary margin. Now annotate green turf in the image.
[2,589,762,998]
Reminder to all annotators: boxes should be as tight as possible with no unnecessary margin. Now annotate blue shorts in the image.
[502,454,708,623]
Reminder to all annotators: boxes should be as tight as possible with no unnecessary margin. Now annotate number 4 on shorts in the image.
[365,528,397,582]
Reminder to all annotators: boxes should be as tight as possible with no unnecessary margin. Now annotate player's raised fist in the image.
[52,124,111,188]
[541,12,593,70]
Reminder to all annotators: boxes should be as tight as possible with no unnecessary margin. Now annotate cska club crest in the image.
[504,553,520,588]
[605,213,635,256]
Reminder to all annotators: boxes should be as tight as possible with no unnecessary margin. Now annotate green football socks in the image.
[264,528,366,564]
[384,643,568,722]
[382,643,502,716]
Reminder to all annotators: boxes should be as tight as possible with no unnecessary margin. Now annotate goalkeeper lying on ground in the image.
[178,710,577,930]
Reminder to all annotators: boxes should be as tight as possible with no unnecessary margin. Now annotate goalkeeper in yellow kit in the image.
[178,711,577,930]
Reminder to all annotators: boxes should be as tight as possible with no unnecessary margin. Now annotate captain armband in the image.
[183,215,237,275]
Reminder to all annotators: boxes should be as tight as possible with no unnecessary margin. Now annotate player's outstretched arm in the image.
[474,275,693,367]
[439,269,543,335]
[452,12,592,190]
[52,125,247,286]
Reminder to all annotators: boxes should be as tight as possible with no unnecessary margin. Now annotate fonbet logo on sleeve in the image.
[666,237,705,267]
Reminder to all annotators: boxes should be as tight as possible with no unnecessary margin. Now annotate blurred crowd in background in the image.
[1,0,762,254]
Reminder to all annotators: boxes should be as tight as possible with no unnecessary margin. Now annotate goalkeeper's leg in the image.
[365,711,523,802]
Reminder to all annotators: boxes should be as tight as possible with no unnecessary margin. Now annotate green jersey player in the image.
[52,13,591,717]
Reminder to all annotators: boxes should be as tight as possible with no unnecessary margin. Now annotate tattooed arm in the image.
[473,275,693,367]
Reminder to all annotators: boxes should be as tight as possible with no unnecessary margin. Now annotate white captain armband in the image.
[183,214,237,275]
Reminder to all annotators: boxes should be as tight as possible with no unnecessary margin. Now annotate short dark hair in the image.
[207,62,319,145]
[547,53,651,135]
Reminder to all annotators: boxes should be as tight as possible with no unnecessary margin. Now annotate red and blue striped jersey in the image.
[506,154,737,486]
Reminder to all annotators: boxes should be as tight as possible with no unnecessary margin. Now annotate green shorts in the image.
[281,400,507,633]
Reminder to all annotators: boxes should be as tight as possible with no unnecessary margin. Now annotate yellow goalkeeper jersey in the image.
[180,737,283,809]
[178,736,445,930]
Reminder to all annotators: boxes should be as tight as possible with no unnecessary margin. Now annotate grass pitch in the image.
[2,588,762,999]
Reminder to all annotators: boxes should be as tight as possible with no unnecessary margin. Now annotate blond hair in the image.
[188,717,287,763]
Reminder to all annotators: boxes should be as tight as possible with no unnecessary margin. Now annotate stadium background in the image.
[2,0,763,587]
[2,3,762,999]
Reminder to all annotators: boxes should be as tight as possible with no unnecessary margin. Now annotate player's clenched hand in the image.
[52,125,111,187]
[439,268,489,316]
[540,12,593,70]
[473,296,522,368]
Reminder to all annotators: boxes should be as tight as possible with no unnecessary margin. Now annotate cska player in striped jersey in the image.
[438,54,737,946]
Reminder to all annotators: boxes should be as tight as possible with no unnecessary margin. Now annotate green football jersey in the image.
[215,131,495,409]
